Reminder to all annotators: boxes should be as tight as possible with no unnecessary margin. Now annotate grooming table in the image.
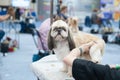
[31,55,74,80]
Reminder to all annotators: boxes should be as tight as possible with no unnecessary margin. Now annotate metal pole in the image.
[50,0,54,25]
[57,0,60,15]
[118,16,120,29]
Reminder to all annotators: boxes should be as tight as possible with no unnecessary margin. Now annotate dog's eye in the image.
[63,28,66,31]
[60,27,66,31]
[53,28,57,31]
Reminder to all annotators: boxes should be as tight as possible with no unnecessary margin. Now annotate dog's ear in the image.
[73,19,78,27]
[47,28,55,50]
[53,15,68,22]
[53,15,61,22]
[68,29,76,50]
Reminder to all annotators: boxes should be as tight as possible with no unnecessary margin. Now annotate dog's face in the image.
[48,20,76,50]
[50,20,69,41]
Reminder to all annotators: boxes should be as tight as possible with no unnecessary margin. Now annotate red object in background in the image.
[9,47,14,52]
[39,16,44,20]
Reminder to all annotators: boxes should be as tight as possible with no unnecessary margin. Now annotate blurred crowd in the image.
[0,2,120,56]
[0,6,37,56]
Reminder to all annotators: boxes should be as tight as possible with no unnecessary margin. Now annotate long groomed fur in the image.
[48,28,55,50]
[67,29,76,50]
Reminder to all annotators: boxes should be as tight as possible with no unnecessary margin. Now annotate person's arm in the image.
[0,14,10,21]
[63,48,81,66]
[63,41,95,66]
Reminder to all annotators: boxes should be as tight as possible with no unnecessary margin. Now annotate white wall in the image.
[0,0,11,6]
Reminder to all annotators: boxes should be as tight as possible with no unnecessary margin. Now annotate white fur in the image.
[53,40,70,73]
[53,41,70,61]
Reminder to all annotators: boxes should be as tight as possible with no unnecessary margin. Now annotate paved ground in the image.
[102,43,120,64]
[0,34,37,80]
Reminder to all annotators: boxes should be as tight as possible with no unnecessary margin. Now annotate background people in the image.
[58,5,68,20]
[0,6,15,41]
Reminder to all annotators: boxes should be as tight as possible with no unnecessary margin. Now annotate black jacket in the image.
[72,59,120,80]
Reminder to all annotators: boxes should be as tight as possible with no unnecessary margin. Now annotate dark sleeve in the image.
[93,62,120,80]
[72,59,97,80]
[72,59,113,80]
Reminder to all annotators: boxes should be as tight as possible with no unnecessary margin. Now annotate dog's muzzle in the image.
[57,29,62,35]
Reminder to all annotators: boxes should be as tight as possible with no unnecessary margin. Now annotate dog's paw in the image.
[67,72,72,77]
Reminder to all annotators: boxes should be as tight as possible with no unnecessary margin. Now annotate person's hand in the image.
[63,41,96,66]
[110,64,116,68]
[69,41,96,57]
[79,41,96,54]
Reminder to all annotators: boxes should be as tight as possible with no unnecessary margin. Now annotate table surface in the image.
[31,55,74,80]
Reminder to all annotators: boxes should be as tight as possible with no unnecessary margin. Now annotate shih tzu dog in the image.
[48,20,105,76]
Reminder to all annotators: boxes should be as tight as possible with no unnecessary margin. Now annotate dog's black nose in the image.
[57,29,61,34]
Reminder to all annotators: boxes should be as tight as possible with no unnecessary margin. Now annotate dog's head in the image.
[48,20,76,50]
[68,17,78,27]
[67,17,79,33]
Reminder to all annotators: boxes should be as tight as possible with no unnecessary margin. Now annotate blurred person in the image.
[85,16,91,27]
[38,18,51,52]
[15,8,21,20]
[19,18,35,33]
[0,6,15,21]
[57,0,63,15]
[19,8,36,33]
[58,5,68,20]
[0,6,15,41]
[91,9,101,26]
[7,6,15,20]
[63,42,120,80]
[1,6,15,19]
[21,9,29,18]
[99,4,112,27]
